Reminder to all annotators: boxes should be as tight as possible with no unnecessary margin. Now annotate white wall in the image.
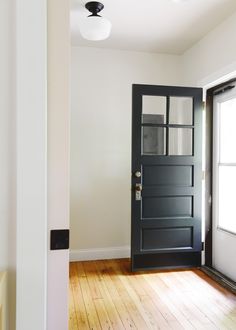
[182,11,236,86]
[0,0,16,329]
[181,10,236,260]
[70,47,182,259]
[70,8,236,260]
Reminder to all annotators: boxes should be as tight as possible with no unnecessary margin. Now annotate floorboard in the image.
[69,259,236,330]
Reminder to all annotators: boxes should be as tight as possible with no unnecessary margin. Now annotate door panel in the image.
[143,165,193,187]
[142,227,193,250]
[131,84,202,270]
[142,196,193,218]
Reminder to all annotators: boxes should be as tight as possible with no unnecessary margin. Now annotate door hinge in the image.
[201,242,204,251]
[208,195,212,205]
[202,101,206,110]
[202,170,205,181]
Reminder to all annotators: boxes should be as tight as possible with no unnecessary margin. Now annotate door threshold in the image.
[201,266,236,294]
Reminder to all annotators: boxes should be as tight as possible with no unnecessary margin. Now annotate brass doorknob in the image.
[134,171,141,178]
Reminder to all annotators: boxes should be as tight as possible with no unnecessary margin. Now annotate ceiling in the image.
[70,0,236,54]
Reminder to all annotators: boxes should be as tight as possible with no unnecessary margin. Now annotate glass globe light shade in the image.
[79,16,112,41]
[172,0,190,2]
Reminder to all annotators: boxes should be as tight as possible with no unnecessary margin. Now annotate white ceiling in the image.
[70,0,236,54]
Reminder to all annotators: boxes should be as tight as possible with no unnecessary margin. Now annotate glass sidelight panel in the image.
[219,98,236,163]
[142,96,166,124]
[216,97,236,234]
[169,128,192,155]
[169,97,193,125]
[218,166,236,233]
[142,126,166,155]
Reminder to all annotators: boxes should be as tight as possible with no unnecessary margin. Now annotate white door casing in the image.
[47,0,70,329]
[16,0,70,329]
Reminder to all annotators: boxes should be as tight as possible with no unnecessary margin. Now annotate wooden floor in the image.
[69,259,236,329]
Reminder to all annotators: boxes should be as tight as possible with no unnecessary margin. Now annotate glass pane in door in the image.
[169,128,193,155]
[142,126,166,155]
[142,96,166,124]
[169,97,193,125]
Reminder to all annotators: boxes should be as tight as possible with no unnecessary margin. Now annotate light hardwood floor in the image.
[69,259,236,329]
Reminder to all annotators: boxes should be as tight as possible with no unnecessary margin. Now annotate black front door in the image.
[131,84,202,270]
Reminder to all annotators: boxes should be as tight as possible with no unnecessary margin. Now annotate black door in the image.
[131,84,202,271]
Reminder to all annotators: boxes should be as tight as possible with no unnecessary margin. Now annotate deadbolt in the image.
[134,171,141,178]
[135,183,142,192]
[135,183,142,201]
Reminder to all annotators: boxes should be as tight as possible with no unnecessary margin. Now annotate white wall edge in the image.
[16,0,47,329]
[70,246,131,262]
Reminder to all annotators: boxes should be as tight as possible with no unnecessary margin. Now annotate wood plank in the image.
[117,260,178,329]
[105,260,150,329]
[95,260,137,329]
[83,260,123,329]
[69,263,79,330]
[158,270,216,329]
[177,270,236,329]
[109,259,158,329]
[144,271,196,330]
[69,281,78,330]
[172,269,233,329]
[69,259,236,330]
[76,262,102,329]
[119,262,184,330]
[70,263,90,329]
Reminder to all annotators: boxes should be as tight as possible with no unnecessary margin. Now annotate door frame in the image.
[204,78,236,267]
[16,1,70,329]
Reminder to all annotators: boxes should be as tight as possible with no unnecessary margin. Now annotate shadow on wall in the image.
[70,165,131,250]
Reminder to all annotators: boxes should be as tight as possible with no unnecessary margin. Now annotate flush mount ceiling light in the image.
[79,1,112,41]
[171,0,191,3]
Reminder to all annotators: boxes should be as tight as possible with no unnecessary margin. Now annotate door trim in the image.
[16,1,70,329]
[205,78,236,267]
[47,1,70,329]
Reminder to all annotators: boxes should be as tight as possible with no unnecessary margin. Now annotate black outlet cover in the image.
[50,229,70,250]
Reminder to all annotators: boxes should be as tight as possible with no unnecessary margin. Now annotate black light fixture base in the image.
[85,2,104,16]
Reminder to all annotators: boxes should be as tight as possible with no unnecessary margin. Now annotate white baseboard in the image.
[70,246,131,262]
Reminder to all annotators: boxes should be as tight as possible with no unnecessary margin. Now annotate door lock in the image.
[135,183,142,201]
[134,171,141,178]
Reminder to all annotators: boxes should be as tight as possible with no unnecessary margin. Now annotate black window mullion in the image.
[141,123,194,128]
[166,96,170,155]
